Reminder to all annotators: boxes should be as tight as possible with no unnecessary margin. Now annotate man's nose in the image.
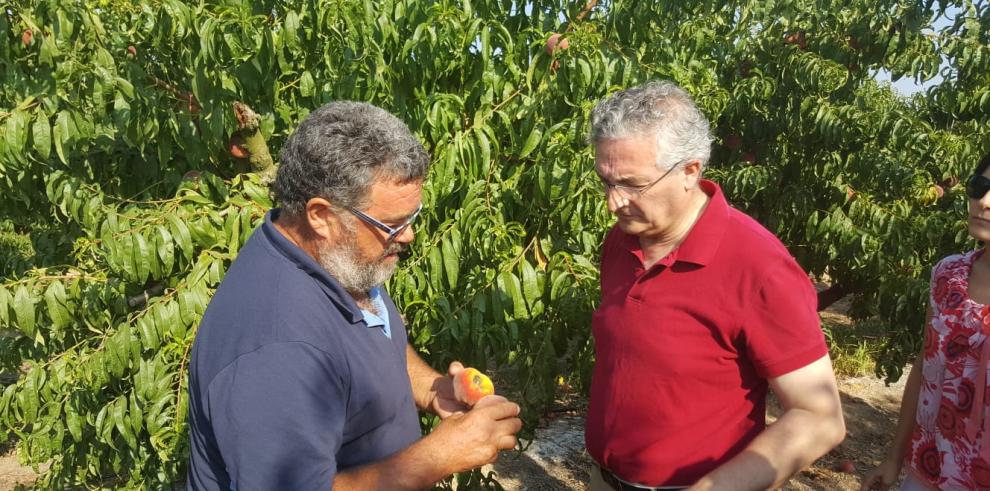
[605,188,626,214]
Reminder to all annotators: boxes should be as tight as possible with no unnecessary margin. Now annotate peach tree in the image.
[0,0,987,488]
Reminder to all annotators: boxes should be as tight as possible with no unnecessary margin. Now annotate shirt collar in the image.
[262,209,364,324]
[619,179,729,267]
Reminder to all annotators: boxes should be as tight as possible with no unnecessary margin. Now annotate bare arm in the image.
[688,355,846,491]
[332,396,522,491]
[860,308,931,490]
[406,344,469,418]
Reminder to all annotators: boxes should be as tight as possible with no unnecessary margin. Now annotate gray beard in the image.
[317,232,403,295]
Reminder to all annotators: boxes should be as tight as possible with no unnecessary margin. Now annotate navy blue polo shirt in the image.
[186,209,421,491]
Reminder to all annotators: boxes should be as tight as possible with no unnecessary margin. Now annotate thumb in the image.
[448,361,465,377]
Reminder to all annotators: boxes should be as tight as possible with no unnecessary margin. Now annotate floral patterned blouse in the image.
[908,250,990,490]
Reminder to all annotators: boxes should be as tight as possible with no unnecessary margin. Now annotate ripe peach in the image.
[785,31,807,49]
[724,134,741,150]
[21,29,32,48]
[453,367,495,406]
[545,33,569,55]
[738,61,752,78]
[834,460,855,474]
[934,184,945,199]
[127,45,137,57]
[229,136,250,159]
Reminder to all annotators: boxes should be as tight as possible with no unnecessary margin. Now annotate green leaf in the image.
[5,110,29,155]
[440,237,459,289]
[300,71,315,97]
[66,406,83,442]
[43,281,69,330]
[13,285,36,338]
[519,125,542,158]
[157,225,175,276]
[31,114,51,160]
[167,214,194,262]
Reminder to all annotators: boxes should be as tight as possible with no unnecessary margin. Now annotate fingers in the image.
[473,397,520,420]
[495,434,518,451]
[494,415,523,437]
[473,394,508,409]
[447,361,465,376]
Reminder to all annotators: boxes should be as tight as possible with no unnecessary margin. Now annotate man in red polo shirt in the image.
[585,81,846,491]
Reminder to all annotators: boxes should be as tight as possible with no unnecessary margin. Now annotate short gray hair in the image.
[589,80,713,172]
[273,101,430,215]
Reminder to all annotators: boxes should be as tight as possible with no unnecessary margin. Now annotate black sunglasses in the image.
[967,175,990,200]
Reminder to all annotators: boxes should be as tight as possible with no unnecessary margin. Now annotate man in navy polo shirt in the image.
[584,81,846,491]
[186,102,522,490]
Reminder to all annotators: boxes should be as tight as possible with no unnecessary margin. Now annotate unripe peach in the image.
[453,367,495,406]
[545,33,570,55]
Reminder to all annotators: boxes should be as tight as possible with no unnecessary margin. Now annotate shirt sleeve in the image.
[742,256,828,379]
[207,342,348,491]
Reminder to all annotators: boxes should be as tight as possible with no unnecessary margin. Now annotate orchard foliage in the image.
[0,0,987,487]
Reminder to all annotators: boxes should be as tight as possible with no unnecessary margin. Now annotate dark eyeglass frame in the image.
[345,203,423,244]
[966,175,990,200]
[600,159,687,200]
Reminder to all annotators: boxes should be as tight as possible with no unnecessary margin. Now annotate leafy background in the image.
[0,0,988,488]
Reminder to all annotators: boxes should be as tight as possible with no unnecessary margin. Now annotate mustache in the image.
[382,243,407,257]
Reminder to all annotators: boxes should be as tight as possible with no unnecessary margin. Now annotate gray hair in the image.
[273,101,430,215]
[589,80,713,172]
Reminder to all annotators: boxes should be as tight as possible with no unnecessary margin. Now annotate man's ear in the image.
[681,159,703,189]
[304,197,344,240]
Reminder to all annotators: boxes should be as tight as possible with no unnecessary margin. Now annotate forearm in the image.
[885,359,923,463]
[332,436,448,491]
[406,344,443,411]
[689,406,845,491]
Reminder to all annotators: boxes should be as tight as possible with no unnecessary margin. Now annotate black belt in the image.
[598,467,687,491]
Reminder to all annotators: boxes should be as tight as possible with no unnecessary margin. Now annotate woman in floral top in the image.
[863,153,990,491]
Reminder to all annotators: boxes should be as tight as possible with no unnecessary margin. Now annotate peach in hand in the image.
[453,367,495,406]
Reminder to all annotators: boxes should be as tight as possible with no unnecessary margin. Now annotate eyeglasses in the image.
[600,160,683,201]
[345,203,423,244]
[966,175,990,200]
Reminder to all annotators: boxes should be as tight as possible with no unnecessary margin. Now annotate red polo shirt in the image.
[585,180,826,486]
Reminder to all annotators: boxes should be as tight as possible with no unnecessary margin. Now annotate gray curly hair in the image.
[272,101,430,215]
[589,80,713,172]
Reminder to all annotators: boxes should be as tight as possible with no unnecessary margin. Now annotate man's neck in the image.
[273,212,374,309]
[273,213,321,261]
[639,189,710,268]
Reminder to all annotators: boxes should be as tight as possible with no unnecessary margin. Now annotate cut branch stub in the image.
[230,102,276,182]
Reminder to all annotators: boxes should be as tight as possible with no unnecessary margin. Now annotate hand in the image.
[860,458,902,491]
[426,394,523,475]
[428,361,470,419]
